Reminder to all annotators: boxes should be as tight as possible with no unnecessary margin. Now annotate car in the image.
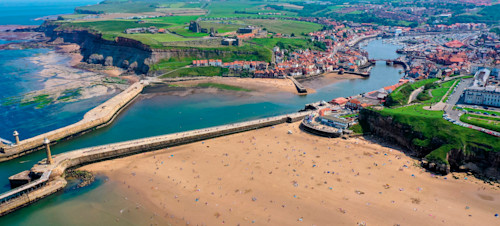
[468,126,472,128]
[492,114,497,116]
[484,112,489,115]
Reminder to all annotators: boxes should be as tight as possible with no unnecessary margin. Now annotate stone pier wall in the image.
[0,82,145,162]
[0,178,66,216]
[0,111,308,216]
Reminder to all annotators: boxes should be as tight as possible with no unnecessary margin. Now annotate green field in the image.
[386,78,439,107]
[161,67,228,77]
[368,104,500,164]
[243,19,322,36]
[169,26,209,37]
[455,107,500,116]
[151,44,271,72]
[199,21,242,33]
[205,1,262,18]
[75,2,157,14]
[56,19,198,48]
[460,114,500,132]
[416,79,458,104]
[251,38,320,51]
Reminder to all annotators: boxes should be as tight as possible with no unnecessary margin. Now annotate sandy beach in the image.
[80,121,500,225]
[170,72,363,95]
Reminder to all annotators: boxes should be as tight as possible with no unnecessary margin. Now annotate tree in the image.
[291,33,295,37]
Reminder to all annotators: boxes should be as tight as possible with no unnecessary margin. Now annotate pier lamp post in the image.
[13,130,20,145]
[43,138,53,165]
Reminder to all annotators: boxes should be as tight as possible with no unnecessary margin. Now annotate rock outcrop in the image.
[359,109,500,179]
[39,22,263,75]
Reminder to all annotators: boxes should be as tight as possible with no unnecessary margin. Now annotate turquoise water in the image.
[0,0,99,25]
[0,39,404,225]
[0,0,404,222]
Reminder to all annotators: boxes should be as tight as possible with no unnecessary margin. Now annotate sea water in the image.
[0,1,403,224]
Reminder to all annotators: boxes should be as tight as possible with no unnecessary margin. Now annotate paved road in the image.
[408,86,424,104]
[444,78,499,136]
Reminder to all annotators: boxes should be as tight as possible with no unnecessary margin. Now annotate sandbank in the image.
[80,121,500,225]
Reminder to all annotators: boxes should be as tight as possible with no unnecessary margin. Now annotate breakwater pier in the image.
[287,76,307,93]
[0,82,146,162]
[0,111,310,216]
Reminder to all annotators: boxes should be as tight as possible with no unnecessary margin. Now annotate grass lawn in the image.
[243,19,322,36]
[205,1,261,18]
[386,78,438,106]
[340,113,358,118]
[57,20,199,48]
[369,104,500,164]
[251,38,320,50]
[199,21,242,33]
[145,16,201,26]
[75,2,157,14]
[58,20,172,33]
[454,107,500,115]
[161,67,228,78]
[168,26,210,37]
[418,79,458,104]
[460,114,500,132]
[196,83,251,92]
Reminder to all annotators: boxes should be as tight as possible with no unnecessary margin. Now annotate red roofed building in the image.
[319,108,331,116]
[445,40,464,48]
[329,97,348,105]
[346,99,362,110]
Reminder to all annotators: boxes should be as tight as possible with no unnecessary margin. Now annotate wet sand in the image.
[171,73,363,95]
[80,121,500,225]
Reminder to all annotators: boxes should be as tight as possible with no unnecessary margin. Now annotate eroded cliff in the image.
[40,22,266,75]
[359,109,500,180]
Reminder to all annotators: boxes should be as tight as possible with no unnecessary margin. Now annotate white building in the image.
[464,69,500,107]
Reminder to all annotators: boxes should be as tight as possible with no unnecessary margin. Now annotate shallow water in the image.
[0,1,404,222]
[0,38,404,225]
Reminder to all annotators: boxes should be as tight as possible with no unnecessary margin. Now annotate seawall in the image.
[0,82,145,162]
[0,111,310,216]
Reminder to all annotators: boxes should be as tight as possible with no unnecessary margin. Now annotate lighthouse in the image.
[13,131,20,145]
[43,138,53,165]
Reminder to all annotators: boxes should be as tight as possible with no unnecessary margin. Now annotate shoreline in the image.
[167,72,364,95]
[80,121,500,225]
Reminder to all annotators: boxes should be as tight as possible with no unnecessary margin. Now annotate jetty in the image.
[0,82,146,162]
[287,76,307,93]
[0,111,310,216]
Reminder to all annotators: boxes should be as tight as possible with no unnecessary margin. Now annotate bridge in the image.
[0,111,311,216]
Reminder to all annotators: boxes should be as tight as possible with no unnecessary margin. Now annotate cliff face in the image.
[360,109,500,179]
[42,24,152,73]
[40,23,263,75]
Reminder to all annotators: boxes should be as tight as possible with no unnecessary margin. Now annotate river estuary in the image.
[0,2,403,224]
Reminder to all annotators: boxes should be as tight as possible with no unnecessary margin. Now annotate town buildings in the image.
[464,69,500,107]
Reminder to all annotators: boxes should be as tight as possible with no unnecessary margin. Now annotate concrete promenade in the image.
[0,82,146,162]
[0,111,310,215]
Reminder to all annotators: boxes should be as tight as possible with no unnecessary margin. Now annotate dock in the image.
[287,76,307,93]
[0,111,310,216]
[0,82,147,162]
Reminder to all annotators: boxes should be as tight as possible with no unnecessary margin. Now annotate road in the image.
[444,78,499,136]
[408,86,424,104]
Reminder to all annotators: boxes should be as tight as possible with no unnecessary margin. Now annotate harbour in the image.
[0,25,404,224]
